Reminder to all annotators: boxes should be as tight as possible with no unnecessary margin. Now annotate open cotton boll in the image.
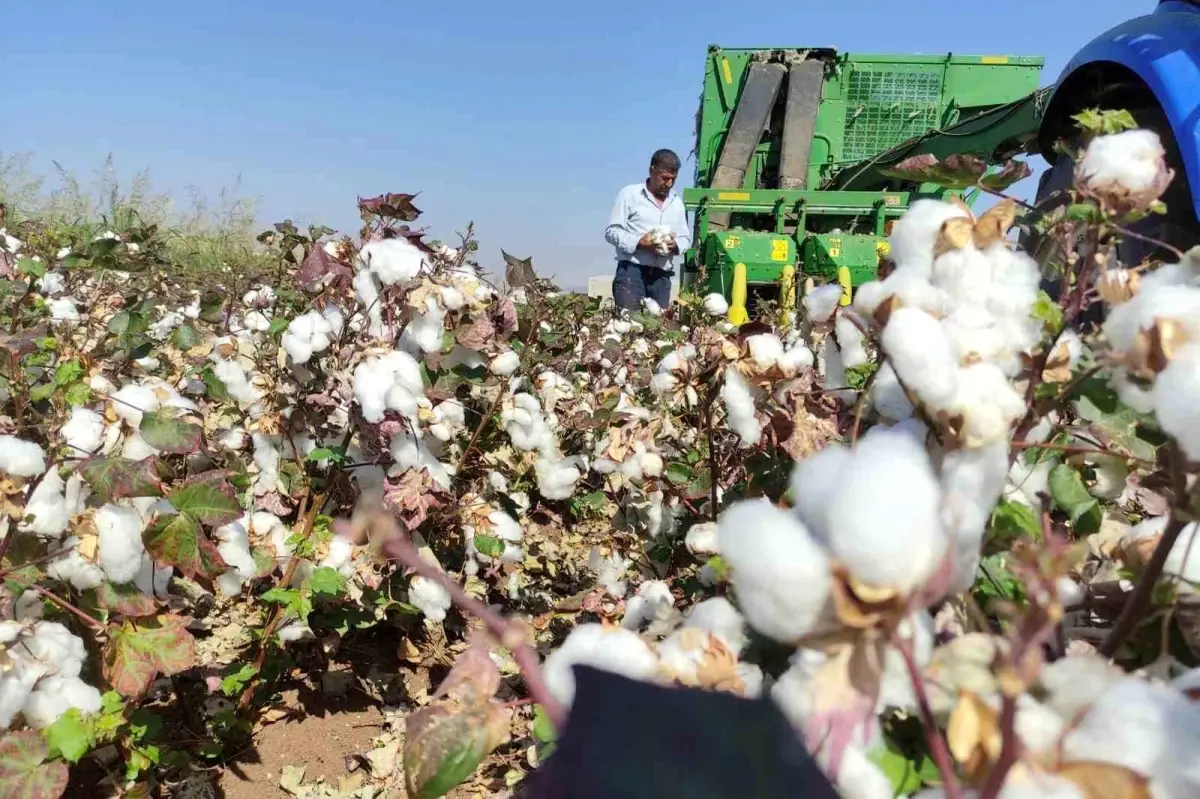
[1061,676,1200,795]
[641,297,663,316]
[948,362,1027,448]
[281,310,335,365]
[352,350,426,423]
[833,745,894,799]
[804,284,844,324]
[1076,128,1172,210]
[685,522,719,556]
[787,443,851,544]
[19,470,72,538]
[357,237,426,286]
[109,384,160,427]
[47,298,80,322]
[534,452,584,501]
[489,350,520,376]
[871,362,914,422]
[703,293,729,316]
[0,435,47,477]
[60,408,106,458]
[717,499,832,642]
[823,427,946,594]
[46,537,105,590]
[209,356,262,405]
[213,515,259,596]
[121,432,160,462]
[834,312,869,368]
[587,547,630,598]
[502,393,555,454]
[720,366,761,446]
[939,441,1010,593]
[96,504,148,584]
[352,269,386,338]
[746,334,785,371]
[682,597,747,654]
[1102,283,1200,357]
[621,580,675,630]
[881,307,959,412]
[399,296,447,356]
[22,674,104,729]
[888,199,972,277]
[410,574,452,622]
[389,428,452,490]
[542,624,660,709]
[1153,344,1200,461]
[931,246,997,310]
[36,272,65,295]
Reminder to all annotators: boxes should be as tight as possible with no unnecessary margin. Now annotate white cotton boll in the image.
[881,307,959,411]
[787,443,851,544]
[717,499,832,642]
[399,297,447,356]
[352,269,385,338]
[320,536,356,576]
[213,516,258,596]
[834,312,869,368]
[22,675,103,730]
[357,237,426,286]
[489,350,520,376]
[835,745,894,799]
[888,199,972,279]
[1162,522,1200,588]
[534,453,584,501]
[931,246,996,310]
[683,597,747,654]
[389,428,452,490]
[825,427,946,593]
[109,384,159,427]
[1077,129,1170,203]
[621,580,675,630]
[281,310,335,365]
[277,618,314,643]
[703,293,729,316]
[1103,284,1200,356]
[352,350,427,423]
[642,298,663,316]
[940,441,1010,593]
[1039,653,1126,721]
[940,308,1011,369]
[410,575,452,622]
[502,393,555,454]
[121,432,160,462]
[36,272,65,295]
[587,547,630,598]
[746,334,785,371]
[19,470,71,538]
[46,537,105,590]
[1153,344,1200,462]
[96,504,147,584]
[949,362,1027,448]
[871,362,914,421]
[209,357,261,405]
[720,366,761,446]
[0,435,47,477]
[804,284,844,324]
[779,344,814,375]
[47,298,80,322]
[685,522,719,556]
[24,621,87,678]
[1061,676,1200,794]
[542,624,660,709]
[650,371,679,396]
[1005,456,1055,508]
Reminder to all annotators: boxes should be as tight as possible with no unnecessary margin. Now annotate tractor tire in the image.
[1024,102,1198,325]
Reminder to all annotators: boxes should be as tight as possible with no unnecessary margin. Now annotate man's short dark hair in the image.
[650,148,681,173]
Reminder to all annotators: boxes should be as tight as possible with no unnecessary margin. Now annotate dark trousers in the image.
[612,261,671,311]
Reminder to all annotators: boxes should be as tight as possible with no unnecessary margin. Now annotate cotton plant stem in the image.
[894,633,963,799]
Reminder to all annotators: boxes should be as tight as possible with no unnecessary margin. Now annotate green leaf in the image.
[198,292,225,323]
[200,365,231,403]
[261,586,312,620]
[139,408,203,455]
[1032,290,1064,335]
[267,317,289,335]
[532,704,557,745]
[989,499,1042,545]
[28,384,54,402]
[473,534,505,559]
[869,746,924,795]
[251,546,277,578]
[169,323,201,350]
[142,514,226,580]
[1048,464,1102,534]
[665,462,692,485]
[94,581,159,619]
[306,447,343,464]
[17,258,47,280]
[63,382,91,407]
[77,456,164,503]
[42,710,92,764]
[52,359,84,387]
[0,730,69,799]
[167,477,240,526]
[102,615,197,698]
[307,566,346,597]
[218,665,259,697]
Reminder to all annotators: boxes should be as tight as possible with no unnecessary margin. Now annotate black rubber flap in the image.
[521,665,840,799]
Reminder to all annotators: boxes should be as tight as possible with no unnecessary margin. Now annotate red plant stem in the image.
[381,533,567,729]
[18,583,105,630]
[894,633,963,799]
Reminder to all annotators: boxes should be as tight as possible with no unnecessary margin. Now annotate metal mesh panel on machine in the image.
[840,69,942,164]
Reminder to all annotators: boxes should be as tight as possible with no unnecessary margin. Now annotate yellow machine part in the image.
[728,262,750,325]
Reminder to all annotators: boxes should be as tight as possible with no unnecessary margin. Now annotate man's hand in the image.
[667,237,680,255]
[637,232,655,249]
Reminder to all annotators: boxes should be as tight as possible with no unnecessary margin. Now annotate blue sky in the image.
[4,0,1147,287]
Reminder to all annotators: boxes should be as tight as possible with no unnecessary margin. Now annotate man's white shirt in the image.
[603,182,692,272]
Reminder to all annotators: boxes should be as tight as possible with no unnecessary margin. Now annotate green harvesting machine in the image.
[681,46,1049,323]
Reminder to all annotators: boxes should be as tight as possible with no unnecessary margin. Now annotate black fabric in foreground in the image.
[522,665,840,799]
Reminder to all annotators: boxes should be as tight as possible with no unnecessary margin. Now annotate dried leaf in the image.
[934,217,976,257]
[946,691,1001,782]
[0,730,69,799]
[358,192,422,222]
[973,199,1017,248]
[1057,761,1151,799]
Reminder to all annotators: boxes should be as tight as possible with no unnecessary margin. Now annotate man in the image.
[604,149,692,311]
